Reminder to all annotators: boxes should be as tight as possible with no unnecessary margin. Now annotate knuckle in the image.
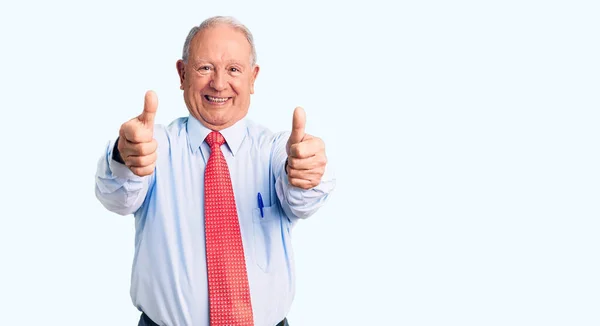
[131,129,142,142]
[312,157,324,168]
[120,122,129,134]
[295,146,305,158]
[137,156,148,166]
[127,156,140,166]
[317,138,325,148]
[135,155,154,167]
[138,156,147,166]
[139,143,151,155]
[132,128,151,143]
[135,143,146,155]
[126,143,138,155]
[132,143,142,155]
[117,140,125,152]
[140,155,153,167]
[122,123,136,139]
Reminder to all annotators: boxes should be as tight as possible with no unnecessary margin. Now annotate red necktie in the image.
[204,131,254,326]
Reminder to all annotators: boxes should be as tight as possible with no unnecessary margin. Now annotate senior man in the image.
[94,15,335,326]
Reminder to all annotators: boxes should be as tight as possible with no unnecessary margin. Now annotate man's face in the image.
[176,24,259,131]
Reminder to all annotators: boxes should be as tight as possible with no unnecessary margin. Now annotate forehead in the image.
[189,24,252,64]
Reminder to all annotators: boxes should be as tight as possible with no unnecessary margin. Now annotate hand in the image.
[117,90,159,177]
[285,107,327,189]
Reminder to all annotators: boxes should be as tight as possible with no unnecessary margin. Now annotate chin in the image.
[195,111,236,129]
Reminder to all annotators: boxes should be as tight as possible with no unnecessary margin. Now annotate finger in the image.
[288,106,306,145]
[289,137,324,158]
[125,152,157,168]
[286,167,324,180]
[120,139,158,157]
[121,122,154,143]
[288,155,327,170]
[138,90,158,125]
[288,177,318,190]
[130,165,155,177]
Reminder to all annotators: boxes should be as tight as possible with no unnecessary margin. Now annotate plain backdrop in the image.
[0,0,598,325]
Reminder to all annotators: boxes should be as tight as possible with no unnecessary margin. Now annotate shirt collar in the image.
[186,114,247,156]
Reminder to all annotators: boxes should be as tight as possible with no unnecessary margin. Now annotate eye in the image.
[230,67,240,73]
[198,66,211,71]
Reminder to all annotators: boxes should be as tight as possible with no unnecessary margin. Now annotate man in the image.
[94,16,335,326]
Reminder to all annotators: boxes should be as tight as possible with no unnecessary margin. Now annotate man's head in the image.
[176,16,259,131]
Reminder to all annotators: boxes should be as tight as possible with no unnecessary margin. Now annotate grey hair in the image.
[181,16,257,66]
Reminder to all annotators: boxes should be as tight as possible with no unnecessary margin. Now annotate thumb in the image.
[138,90,158,125]
[288,106,306,145]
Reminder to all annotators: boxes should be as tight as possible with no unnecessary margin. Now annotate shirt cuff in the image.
[276,160,336,219]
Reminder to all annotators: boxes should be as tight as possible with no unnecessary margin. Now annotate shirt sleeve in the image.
[272,132,336,222]
[94,139,153,216]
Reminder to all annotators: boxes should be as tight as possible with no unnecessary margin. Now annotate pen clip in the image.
[257,192,264,218]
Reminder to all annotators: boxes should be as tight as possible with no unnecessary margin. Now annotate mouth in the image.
[204,95,231,105]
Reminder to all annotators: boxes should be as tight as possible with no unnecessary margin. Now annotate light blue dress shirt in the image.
[94,114,335,326]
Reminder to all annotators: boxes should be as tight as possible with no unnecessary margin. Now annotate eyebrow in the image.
[191,58,249,66]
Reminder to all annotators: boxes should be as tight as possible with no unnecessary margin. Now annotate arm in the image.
[95,138,153,216]
[94,90,159,216]
[273,134,336,220]
[273,107,336,220]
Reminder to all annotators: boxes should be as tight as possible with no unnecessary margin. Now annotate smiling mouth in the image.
[204,95,231,104]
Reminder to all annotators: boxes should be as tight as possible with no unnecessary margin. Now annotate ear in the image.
[176,60,186,90]
[250,64,260,94]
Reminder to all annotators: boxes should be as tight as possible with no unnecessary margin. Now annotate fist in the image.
[285,107,327,189]
[117,90,159,177]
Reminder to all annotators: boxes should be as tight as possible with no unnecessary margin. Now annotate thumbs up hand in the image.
[117,90,159,177]
[285,107,327,190]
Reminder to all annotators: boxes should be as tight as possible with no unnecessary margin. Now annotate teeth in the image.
[207,96,228,102]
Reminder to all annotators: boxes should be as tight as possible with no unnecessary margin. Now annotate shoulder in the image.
[153,117,188,140]
[245,118,289,146]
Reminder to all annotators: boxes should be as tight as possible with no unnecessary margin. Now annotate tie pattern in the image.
[204,131,254,326]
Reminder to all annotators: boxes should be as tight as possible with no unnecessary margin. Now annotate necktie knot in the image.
[205,131,225,148]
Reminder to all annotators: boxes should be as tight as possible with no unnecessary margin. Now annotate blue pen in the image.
[257,192,264,218]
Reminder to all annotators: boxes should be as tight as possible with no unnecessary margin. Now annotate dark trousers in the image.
[138,312,289,326]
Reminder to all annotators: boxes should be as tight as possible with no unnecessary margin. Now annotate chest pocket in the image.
[252,205,285,272]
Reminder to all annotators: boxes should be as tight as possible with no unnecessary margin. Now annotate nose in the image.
[209,70,228,91]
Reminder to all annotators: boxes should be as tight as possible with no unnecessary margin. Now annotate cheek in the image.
[187,77,208,90]
[231,79,252,95]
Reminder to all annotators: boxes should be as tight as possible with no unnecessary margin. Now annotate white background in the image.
[0,0,599,325]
